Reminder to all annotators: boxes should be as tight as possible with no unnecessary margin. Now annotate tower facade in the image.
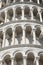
[0,0,43,65]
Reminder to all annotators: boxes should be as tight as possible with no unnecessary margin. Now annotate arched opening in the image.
[27,52,34,65]
[7,9,13,21]
[15,7,22,19]
[15,53,23,65]
[6,28,12,46]
[35,27,41,38]
[0,31,3,48]
[24,7,31,19]
[32,0,37,3]
[0,12,5,24]
[39,54,43,65]
[2,55,11,65]
[2,0,6,7]
[15,26,23,44]
[24,0,30,2]
[33,7,40,21]
[39,0,42,4]
[26,26,33,44]
[15,0,20,3]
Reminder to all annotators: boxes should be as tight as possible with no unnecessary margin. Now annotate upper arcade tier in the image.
[0,1,43,25]
[0,0,43,8]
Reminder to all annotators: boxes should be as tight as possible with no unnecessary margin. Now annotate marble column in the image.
[37,0,40,4]
[38,9,42,22]
[12,28,15,45]
[0,0,2,8]
[32,27,36,44]
[34,56,40,65]
[12,8,15,21]
[22,26,26,44]
[22,7,24,20]
[2,30,6,47]
[5,10,7,23]
[0,60,2,65]
[30,7,33,20]
[11,57,14,65]
[23,55,27,65]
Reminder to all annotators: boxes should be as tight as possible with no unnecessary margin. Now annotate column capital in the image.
[30,7,33,10]
[13,7,16,10]
[23,55,27,59]
[21,7,24,10]
[11,56,14,60]
[35,56,40,60]
[32,26,36,31]
[3,29,6,34]
[12,27,15,31]
[5,10,7,13]
[38,8,41,13]
[22,26,26,30]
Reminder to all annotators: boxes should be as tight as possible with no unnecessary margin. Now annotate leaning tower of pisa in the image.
[0,0,43,65]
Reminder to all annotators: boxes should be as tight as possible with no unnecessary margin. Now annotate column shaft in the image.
[5,10,7,23]
[37,0,40,4]
[11,58,14,65]
[23,27,26,44]
[0,1,2,8]
[2,31,6,47]
[34,56,39,65]
[23,56,27,65]
[12,28,15,45]
[39,11,42,22]
[12,8,15,21]
[22,7,24,20]
[30,7,33,20]
[32,28,36,44]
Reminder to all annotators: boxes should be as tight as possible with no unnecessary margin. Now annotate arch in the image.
[35,26,41,38]
[25,26,33,44]
[14,52,23,65]
[15,7,22,19]
[33,7,40,21]
[24,6,31,19]
[6,28,12,46]
[27,52,35,65]
[7,9,13,20]
[13,50,24,58]
[15,26,23,44]
[2,52,11,60]
[2,55,11,65]
[39,0,42,4]
[25,50,35,57]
